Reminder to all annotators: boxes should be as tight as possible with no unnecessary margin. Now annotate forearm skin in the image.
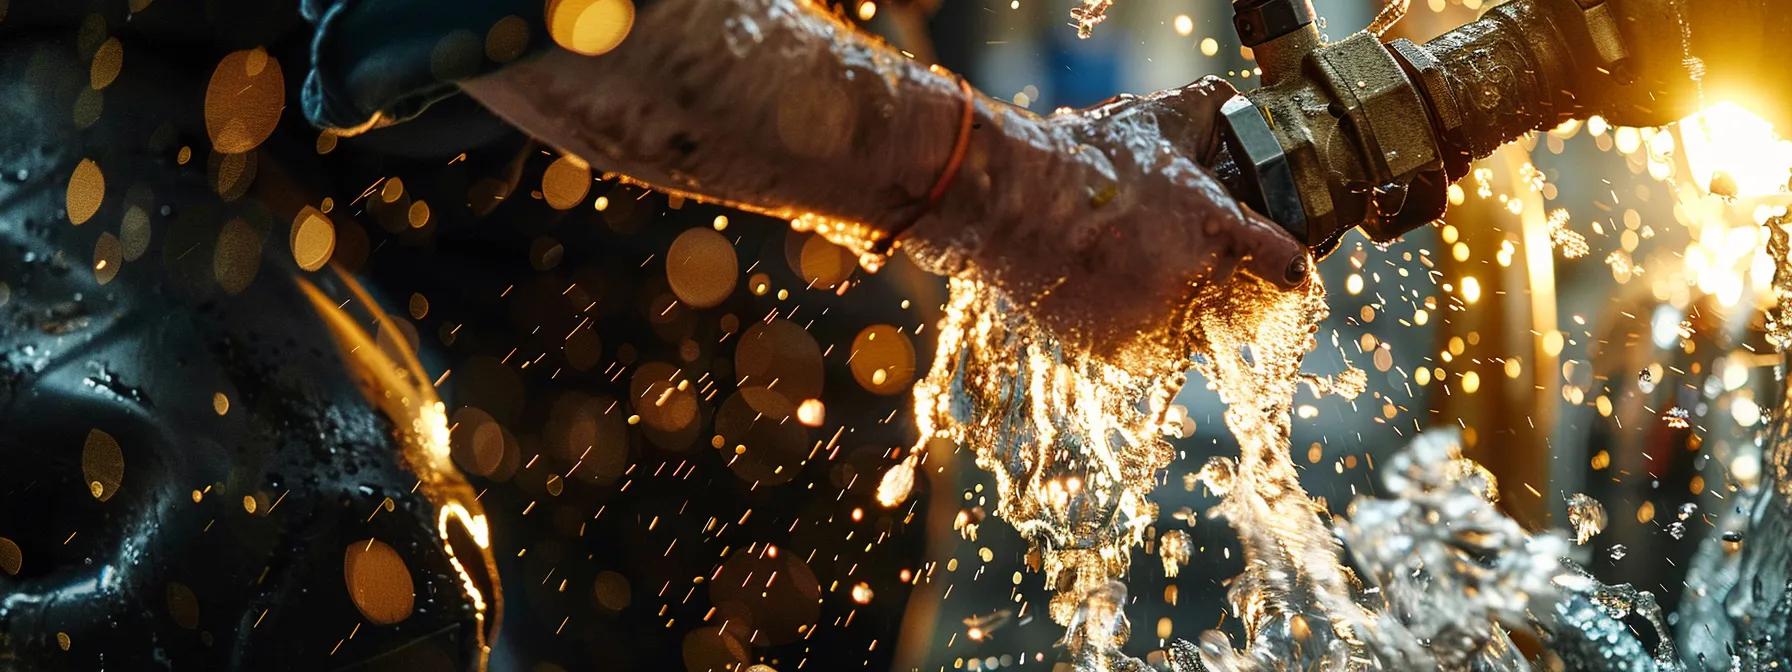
[458,0,1155,267]
[462,0,1293,357]
[460,0,1015,250]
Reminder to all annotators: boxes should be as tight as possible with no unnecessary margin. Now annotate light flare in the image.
[1679,101,1792,198]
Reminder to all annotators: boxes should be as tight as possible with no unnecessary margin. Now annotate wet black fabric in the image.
[300,0,660,131]
[0,3,932,671]
[0,0,627,134]
[300,0,545,131]
[0,14,498,671]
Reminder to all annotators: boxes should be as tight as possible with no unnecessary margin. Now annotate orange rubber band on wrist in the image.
[927,76,977,207]
[879,74,975,253]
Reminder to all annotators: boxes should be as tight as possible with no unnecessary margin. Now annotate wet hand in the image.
[904,76,1310,360]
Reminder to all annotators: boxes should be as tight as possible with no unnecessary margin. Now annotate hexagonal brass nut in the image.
[1311,32,1442,185]
[1388,38,1463,137]
[1217,95,1309,239]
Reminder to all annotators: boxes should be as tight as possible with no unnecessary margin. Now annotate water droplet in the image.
[1566,493,1607,544]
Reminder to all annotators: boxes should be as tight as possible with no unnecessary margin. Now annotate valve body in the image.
[1217,0,1790,252]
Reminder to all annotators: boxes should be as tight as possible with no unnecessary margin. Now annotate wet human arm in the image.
[456,0,992,253]
[456,0,1306,357]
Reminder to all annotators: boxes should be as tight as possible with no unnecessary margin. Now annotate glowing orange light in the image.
[1679,102,1792,198]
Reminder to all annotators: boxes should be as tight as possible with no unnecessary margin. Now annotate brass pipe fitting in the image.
[1216,0,1788,253]
[1231,0,1322,86]
[1218,27,1448,252]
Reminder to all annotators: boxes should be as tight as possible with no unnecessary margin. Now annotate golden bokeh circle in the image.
[208,149,258,201]
[120,216,150,260]
[680,627,747,672]
[72,89,103,129]
[76,13,106,54]
[593,570,631,611]
[713,387,807,485]
[428,29,483,81]
[214,217,263,294]
[381,177,405,203]
[0,537,21,576]
[291,206,335,272]
[120,186,153,260]
[90,37,122,90]
[81,428,123,502]
[204,48,284,154]
[469,421,507,476]
[343,539,416,625]
[709,547,821,645]
[165,582,200,630]
[629,362,698,434]
[665,228,738,309]
[530,236,565,271]
[451,406,508,478]
[406,200,431,228]
[734,319,824,402]
[66,158,105,226]
[584,397,630,484]
[547,0,636,57]
[797,234,854,289]
[565,327,603,371]
[485,15,531,62]
[543,391,630,484]
[849,324,916,395]
[541,155,591,210]
[92,232,122,285]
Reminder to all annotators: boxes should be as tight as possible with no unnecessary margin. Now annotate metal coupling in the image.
[1212,0,1642,252]
[1231,0,1315,47]
[1214,30,1444,253]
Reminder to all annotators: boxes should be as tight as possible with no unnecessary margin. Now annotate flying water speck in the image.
[1568,493,1608,545]
[1677,502,1698,521]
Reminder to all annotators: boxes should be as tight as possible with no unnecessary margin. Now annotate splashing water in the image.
[1567,492,1608,545]
[899,275,1193,626]
[1186,283,1385,669]
[1366,0,1411,38]
[891,267,1394,665]
[1547,209,1590,259]
[887,268,1692,669]
[1763,215,1792,350]
[1070,0,1116,39]
[1159,529,1192,578]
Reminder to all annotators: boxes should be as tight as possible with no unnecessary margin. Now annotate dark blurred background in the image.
[6,0,1783,670]
[217,1,1792,669]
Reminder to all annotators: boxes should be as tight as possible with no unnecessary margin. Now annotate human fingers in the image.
[1233,206,1310,290]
